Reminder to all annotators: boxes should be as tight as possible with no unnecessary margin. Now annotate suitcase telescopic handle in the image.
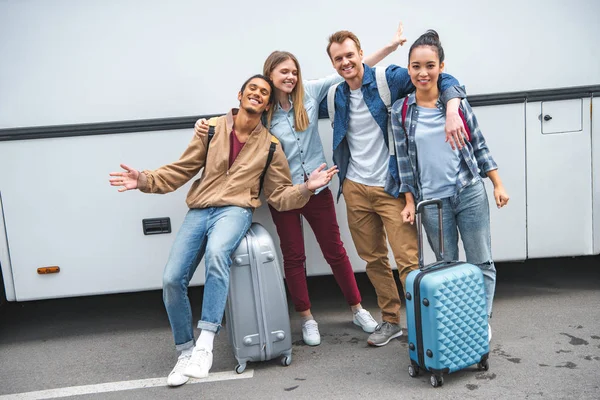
[415,199,444,270]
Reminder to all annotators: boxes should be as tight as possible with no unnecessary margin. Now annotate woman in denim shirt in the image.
[257,26,408,346]
[391,30,510,341]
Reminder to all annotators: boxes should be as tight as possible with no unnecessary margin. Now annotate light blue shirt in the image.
[268,73,343,194]
[415,106,460,199]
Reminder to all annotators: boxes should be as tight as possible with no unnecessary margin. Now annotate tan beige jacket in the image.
[138,109,312,211]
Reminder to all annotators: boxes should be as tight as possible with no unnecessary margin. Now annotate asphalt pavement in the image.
[1,256,599,399]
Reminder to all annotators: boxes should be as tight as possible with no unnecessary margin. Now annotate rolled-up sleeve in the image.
[439,80,466,105]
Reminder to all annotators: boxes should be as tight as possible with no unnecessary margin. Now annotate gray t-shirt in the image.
[415,106,460,199]
[345,88,388,187]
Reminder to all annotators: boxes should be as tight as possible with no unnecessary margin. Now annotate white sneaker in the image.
[167,353,191,387]
[488,323,492,342]
[353,309,378,333]
[302,320,321,346]
[184,347,213,379]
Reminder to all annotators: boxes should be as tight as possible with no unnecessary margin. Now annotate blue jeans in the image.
[421,180,496,317]
[162,206,253,351]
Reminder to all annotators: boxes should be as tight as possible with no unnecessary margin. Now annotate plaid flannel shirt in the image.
[391,93,498,201]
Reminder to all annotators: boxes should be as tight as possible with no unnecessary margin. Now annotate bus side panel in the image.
[0,193,15,302]
[0,130,207,301]
[526,99,594,258]
[472,103,527,262]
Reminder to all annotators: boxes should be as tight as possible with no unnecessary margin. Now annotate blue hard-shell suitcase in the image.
[405,199,490,387]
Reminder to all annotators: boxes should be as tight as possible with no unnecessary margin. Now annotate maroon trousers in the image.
[268,188,361,312]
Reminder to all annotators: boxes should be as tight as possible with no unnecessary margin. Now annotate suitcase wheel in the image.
[408,364,419,378]
[281,355,292,367]
[235,363,247,374]
[430,374,444,388]
[477,359,490,371]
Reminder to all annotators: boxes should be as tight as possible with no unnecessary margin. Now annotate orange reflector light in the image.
[37,266,60,274]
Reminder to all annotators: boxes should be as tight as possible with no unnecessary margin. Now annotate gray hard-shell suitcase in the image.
[225,222,292,374]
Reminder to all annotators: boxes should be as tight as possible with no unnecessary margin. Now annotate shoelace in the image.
[172,355,190,373]
[374,322,393,333]
[190,349,211,364]
[304,321,319,336]
[356,310,376,325]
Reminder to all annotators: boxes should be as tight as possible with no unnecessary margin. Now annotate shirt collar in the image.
[226,108,265,135]
[406,93,445,109]
[361,63,375,86]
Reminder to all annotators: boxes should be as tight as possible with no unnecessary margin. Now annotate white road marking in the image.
[0,370,254,399]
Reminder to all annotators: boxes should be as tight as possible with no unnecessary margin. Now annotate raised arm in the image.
[363,22,407,67]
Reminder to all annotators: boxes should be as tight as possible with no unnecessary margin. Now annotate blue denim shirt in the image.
[318,64,466,200]
[268,73,343,194]
[391,93,498,201]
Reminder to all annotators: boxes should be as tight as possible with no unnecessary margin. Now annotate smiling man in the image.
[109,74,338,387]
[320,31,466,347]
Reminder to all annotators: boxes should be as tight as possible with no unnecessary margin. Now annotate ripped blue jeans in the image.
[162,206,253,351]
[421,180,496,317]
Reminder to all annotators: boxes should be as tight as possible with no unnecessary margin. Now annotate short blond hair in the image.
[326,30,362,59]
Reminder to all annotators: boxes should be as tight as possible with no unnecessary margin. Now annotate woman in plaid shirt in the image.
[390,30,510,341]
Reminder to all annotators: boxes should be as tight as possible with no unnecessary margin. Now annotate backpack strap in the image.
[206,117,219,149]
[259,136,279,195]
[375,66,395,156]
[401,96,409,132]
[458,104,472,141]
[326,82,342,127]
[375,66,391,109]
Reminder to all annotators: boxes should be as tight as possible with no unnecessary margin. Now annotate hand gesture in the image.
[401,203,415,225]
[445,112,467,150]
[494,185,510,208]
[109,164,141,192]
[306,163,339,191]
[390,22,408,50]
[194,118,210,138]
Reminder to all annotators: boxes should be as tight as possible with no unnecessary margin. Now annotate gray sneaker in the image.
[367,322,403,347]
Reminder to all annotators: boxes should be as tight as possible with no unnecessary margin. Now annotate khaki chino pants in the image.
[343,179,418,325]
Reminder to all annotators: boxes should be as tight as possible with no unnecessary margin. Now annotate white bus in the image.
[1,0,599,302]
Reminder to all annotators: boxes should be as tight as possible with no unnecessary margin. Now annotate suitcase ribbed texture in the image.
[225,223,292,374]
[430,267,488,372]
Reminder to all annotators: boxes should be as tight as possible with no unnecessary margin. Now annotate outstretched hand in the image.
[391,22,408,50]
[307,163,339,191]
[109,164,141,192]
[194,118,209,138]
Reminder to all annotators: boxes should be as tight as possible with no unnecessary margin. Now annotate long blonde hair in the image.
[263,51,309,132]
